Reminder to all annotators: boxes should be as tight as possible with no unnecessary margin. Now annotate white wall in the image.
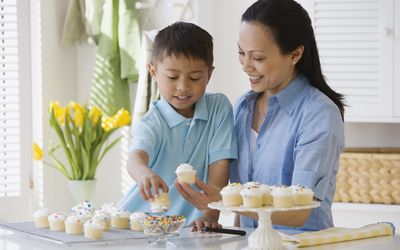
[37,0,400,214]
[36,0,126,213]
[198,0,400,149]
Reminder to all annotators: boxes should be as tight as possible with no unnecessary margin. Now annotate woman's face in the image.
[238,21,296,95]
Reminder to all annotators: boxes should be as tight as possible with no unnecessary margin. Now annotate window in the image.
[0,0,31,220]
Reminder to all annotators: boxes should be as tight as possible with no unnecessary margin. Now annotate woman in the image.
[176,0,345,232]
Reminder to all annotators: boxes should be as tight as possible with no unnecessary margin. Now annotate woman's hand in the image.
[189,211,221,232]
[137,171,169,201]
[175,177,222,211]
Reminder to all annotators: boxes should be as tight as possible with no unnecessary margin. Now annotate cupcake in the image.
[260,184,273,206]
[240,186,264,208]
[130,211,148,231]
[71,200,95,213]
[100,202,118,214]
[271,186,293,208]
[92,211,111,231]
[220,182,243,207]
[65,215,84,234]
[33,208,50,228]
[243,181,262,188]
[84,220,104,239]
[291,185,314,206]
[175,163,196,184]
[111,208,130,229]
[48,212,66,231]
[150,192,171,213]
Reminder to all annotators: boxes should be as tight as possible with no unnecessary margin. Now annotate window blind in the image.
[313,0,393,118]
[0,0,21,197]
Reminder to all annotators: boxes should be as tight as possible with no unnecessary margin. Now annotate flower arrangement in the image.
[33,101,131,180]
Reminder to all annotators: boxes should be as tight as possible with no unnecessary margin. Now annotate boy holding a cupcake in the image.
[119,22,238,229]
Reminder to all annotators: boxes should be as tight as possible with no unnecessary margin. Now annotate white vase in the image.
[67,179,97,204]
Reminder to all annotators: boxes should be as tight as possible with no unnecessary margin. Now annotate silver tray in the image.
[0,221,147,245]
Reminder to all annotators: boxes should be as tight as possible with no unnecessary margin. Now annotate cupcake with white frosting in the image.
[240,185,264,208]
[75,209,93,222]
[271,186,293,208]
[100,202,118,214]
[259,184,273,206]
[48,212,66,231]
[92,211,111,231]
[33,208,51,228]
[130,211,148,231]
[175,163,196,184]
[84,219,104,239]
[220,183,243,207]
[291,185,314,206]
[111,208,130,229]
[65,215,84,234]
[71,200,95,213]
[150,192,171,213]
[243,181,262,188]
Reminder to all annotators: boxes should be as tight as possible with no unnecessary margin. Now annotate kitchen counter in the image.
[0,227,399,250]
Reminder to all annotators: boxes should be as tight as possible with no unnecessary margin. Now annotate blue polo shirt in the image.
[119,93,238,223]
[231,74,344,231]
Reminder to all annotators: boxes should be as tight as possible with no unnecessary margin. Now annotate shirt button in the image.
[187,140,191,144]
[186,122,190,126]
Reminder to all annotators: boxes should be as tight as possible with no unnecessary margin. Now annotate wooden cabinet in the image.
[298,0,399,122]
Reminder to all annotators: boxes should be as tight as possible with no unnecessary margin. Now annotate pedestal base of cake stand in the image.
[208,201,320,250]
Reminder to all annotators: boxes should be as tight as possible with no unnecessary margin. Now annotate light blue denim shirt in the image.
[230,74,344,231]
[119,93,238,224]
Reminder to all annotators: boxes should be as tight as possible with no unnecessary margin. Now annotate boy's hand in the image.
[190,214,221,232]
[138,171,169,201]
[175,177,222,211]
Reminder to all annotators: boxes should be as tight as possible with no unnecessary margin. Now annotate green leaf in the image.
[49,110,76,179]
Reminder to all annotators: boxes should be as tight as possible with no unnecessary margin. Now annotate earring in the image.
[292,61,297,65]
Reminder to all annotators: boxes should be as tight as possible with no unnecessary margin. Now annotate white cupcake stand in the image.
[209,201,320,250]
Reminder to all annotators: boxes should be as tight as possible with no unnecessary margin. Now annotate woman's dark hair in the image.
[242,0,345,120]
[152,21,214,68]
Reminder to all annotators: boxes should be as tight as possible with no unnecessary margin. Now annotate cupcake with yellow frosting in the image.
[220,183,243,207]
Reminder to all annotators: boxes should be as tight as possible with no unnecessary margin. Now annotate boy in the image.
[119,22,238,226]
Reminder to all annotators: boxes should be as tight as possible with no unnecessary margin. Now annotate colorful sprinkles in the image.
[141,215,185,235]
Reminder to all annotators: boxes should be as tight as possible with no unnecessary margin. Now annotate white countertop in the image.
[0,227,399,250]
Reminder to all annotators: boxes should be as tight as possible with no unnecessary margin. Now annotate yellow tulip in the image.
[33,143,43,161]
[113,109,131,127]
[89,106,102,126]
[68,102,85,127]
[50,101,67,125]
[101,116,114,132]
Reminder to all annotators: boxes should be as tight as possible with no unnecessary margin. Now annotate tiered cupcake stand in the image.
[209,201,320,250]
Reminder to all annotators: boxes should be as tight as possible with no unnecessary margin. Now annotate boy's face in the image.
[149,54,213,118]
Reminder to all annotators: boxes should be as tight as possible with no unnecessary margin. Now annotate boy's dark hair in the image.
[152,22,213,68]
[243,0,345,120]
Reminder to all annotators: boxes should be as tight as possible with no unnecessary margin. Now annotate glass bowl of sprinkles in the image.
[140,215,185,248]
